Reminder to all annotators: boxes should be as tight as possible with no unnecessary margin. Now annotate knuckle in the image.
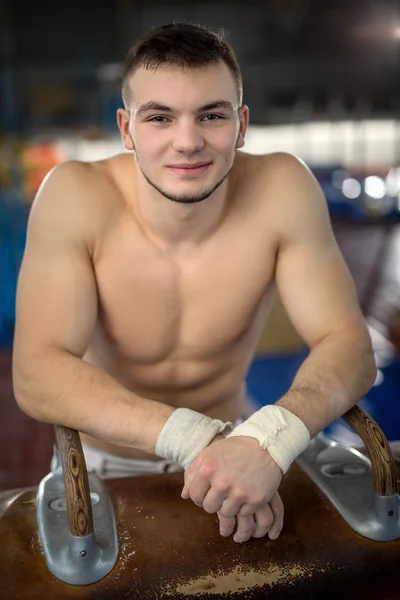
[257,513,274,529]
[190,492,203,505]
[217,511,232,521]
[238,526,254,536]
[219,509,235,519]
[219,514,234,524]
[232,488,246,502]
[237,514,253,524]
[271,499,284,514]
[215,479,230,494]
[271,505,284,522]
[238,504,254,517]
[199,463,215,478]
[251,493,265,506]
[219,519,235,531]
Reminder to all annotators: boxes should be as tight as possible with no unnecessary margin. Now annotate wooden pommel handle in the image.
[54,425,94,537]
[342,405,397,497]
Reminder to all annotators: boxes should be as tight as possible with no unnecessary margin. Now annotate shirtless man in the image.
[12,22,376,545]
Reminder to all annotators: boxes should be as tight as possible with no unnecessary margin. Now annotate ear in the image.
[236,105,249,149]
[117,108,135,151]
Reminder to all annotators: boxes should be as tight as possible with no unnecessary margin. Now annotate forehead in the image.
[128,61,237,107]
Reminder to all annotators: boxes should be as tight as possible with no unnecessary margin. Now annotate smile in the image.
[167,163,212,177]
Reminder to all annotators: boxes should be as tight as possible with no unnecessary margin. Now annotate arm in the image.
[13,162,175,454]
[226,154,376,461]
[181,154,376,543]
[273,154,376,436]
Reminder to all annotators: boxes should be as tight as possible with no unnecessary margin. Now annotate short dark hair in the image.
[121,22,243,108]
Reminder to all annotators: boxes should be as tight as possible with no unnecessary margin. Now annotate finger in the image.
[267,492,284,540]
[181,479,190,499]
[233,514,256,544]
[181,462,210,502]
[182,457,217,502]
[218,513,236,537]
[202,481,230,514]
[185,476,212,507]
[251,503,274,539]
[237,490,267,517]
[181,465,196,499]
[217,489,246,518]
[181,472,194,499]
[238,497,264,517]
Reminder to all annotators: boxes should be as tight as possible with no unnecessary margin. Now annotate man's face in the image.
[118,62,248,204]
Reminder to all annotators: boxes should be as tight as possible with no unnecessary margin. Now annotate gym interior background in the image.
[1,0,400,491]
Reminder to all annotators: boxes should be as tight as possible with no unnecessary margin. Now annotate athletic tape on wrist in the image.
[155,407,233,469]
[227,405,310,473]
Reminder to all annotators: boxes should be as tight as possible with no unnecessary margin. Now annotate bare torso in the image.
[80,151,280,458]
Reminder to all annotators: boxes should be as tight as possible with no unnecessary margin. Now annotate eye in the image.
[202,114,224,121]
[148,115,169,123]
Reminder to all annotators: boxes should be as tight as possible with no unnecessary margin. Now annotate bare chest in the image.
[93,228,276,366]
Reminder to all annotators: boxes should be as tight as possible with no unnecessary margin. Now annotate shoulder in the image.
[236,152,332,248]
[32,156,122,210]
[234,151,320,198]
[242,151,328,219]
[29,156,124,244]
[240,151,318,188]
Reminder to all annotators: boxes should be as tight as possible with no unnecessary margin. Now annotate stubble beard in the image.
[131,138,236,204]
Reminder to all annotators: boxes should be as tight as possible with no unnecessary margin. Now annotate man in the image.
[12,22,376,545]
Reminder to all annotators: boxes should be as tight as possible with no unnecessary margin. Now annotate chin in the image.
[164,189,214,204]
[140,163,230,204]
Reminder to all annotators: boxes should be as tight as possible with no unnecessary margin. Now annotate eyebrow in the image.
[135,100,236,117]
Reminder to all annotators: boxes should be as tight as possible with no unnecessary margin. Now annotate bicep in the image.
[274,159,366,348]
[14,165,98,361]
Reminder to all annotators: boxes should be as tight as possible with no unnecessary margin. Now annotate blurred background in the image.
[1,0,400,491]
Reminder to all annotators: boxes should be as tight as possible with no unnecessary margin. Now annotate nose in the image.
[172,119,205,154]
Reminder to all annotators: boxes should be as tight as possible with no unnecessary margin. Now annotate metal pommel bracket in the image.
[297,405,399,542]
[36,426,118,585]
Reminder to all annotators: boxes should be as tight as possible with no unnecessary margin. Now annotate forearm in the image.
[13,348,174,454]
[277,331,376,437]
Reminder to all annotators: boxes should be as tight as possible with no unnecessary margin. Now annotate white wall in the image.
[245,120,400,168]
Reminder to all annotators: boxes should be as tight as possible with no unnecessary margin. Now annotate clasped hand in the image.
[181,436,284,543]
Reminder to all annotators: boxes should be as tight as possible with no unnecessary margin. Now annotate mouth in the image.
[167,162,212,176]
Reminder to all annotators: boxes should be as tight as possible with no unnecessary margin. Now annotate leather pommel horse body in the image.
[0,405,399,600]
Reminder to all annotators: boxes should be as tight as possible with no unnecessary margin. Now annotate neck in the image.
[132,165,230,251]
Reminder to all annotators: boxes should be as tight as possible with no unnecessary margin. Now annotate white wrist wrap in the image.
[155,408,233,469]
[227,405,310,473]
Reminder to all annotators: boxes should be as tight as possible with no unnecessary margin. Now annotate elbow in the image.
[363,345,378,394]
[357,332,377,397]
[12,356,48,423]
[13,378,40,422]
[340,324,378,397]
[13,385,41,422]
